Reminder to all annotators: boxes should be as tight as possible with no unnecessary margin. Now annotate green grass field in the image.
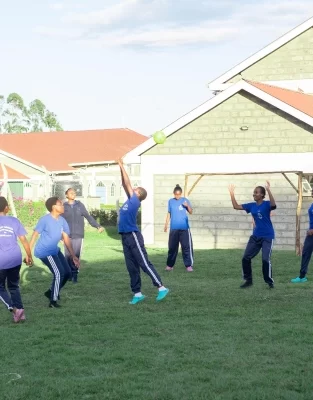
[1,228,313,400]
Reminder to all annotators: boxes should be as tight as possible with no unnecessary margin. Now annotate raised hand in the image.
[228,184,236,194]
[265,181,271,190]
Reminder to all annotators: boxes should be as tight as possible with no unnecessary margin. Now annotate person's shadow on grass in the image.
[20,262,50,288]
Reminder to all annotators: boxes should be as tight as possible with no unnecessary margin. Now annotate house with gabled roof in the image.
[0,128,145,205]
[124,17,313,251]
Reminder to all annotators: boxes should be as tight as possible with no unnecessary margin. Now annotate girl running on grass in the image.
[164,184,194,272]
[30,197,80,308]
[228,181,276,289]
[291,187,313,283]
[0,196,33,323]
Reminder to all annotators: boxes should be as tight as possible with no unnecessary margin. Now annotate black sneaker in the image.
[44,290,60,300]
[268,283,274,289]
[240,281,253,289]
[72,275,78,284]
[49,301,61,308]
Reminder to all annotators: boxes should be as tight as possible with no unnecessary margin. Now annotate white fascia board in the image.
[208,17,313,89]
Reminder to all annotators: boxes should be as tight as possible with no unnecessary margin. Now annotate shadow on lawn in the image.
[20,262,50,286]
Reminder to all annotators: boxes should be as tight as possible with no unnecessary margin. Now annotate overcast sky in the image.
[1,1,312,135]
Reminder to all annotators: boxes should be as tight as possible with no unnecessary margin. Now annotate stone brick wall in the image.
[153,174,311,251]
[146,92,313,156]
[227,28,313,83]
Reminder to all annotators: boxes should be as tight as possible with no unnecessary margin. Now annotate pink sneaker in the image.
[165,266,174,271]
[186,266,194,272]
[13,309,24,323]
[20,310,26,322]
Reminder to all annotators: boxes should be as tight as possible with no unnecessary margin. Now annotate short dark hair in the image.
[173,184,182,194]
[137,187,147,201]
[255,186,266,198]
[45,196,61,212]
[0,196,8,212]
[65,188,74,195]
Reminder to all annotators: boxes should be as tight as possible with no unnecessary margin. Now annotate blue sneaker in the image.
[156,288,169,301]
[129,295,145,305]
[291,277,308,283]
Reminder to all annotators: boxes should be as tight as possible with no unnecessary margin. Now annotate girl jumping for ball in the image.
[164,184,194,272]
[228,182,276,289]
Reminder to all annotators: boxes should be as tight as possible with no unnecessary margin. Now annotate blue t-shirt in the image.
[309,203,313,229]
[34,214,70,259]
[168,197,191,230]
[0,216,27,270]
[242,200,276,239]
[118,194,140,233]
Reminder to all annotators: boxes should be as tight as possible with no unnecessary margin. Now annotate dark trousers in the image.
[40,250,72,301]
[0,265,23,310]
[300,235,313,278]
[121,231,163,294]
[242,235,274,284]
[64,238,83,280]
[167,229,194,268]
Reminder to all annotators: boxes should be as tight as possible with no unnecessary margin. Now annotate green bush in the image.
[10,198,46,227]
[90,208,141,227]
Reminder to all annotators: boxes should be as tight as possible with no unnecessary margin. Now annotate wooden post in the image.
[1,163,17,217]
[295,173,303,256]
[184,175,188,197]
[116,199,120,227]
[188,174,204,196]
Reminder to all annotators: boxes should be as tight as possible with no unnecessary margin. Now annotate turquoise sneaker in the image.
[129,295,145,305]
[291,277,308,283]
[156,288,169,301]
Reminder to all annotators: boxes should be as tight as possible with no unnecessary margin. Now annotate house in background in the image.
[0,128,145,207]
[125,17,313,251]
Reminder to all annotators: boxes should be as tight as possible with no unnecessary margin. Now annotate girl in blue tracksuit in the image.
[164,184,194,272]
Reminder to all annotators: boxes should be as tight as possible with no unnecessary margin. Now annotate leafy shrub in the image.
[90,208,141,227]
[10,198,46,227]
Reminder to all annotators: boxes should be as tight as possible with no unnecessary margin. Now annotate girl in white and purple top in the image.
[0,196,33,323]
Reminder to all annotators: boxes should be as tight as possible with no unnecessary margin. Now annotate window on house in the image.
[24,182,32,188]
[133,182,138,188]
[111,183,116,197]
[97,181,104,187]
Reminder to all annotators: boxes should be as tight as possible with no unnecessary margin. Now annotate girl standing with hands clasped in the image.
[164,184,194,272]
[228,181,276,289]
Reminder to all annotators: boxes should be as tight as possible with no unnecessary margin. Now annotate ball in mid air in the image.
[152,131,166,144]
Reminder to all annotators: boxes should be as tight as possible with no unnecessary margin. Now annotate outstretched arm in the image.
[117,159,133,198]
[228,185,244,210]
[265,181,276,208]
[81,203,103,232]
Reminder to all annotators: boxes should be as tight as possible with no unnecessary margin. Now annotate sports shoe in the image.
[291,277,308,283]
[129,295,145,305]
[13,309,24,323]
[156,288,169,301]
[49,301,61,308]
[268,283,274,289]
[20,309,26,321]
[72,274,78,284]
[186,266,194,272]
[165,266,173,271]
[240,281,253,289]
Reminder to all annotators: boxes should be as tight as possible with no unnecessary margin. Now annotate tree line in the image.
[0,93,62,133]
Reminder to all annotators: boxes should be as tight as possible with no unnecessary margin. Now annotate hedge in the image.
[7,198,141,228]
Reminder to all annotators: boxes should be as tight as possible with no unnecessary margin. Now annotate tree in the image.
[0,93,63,133]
